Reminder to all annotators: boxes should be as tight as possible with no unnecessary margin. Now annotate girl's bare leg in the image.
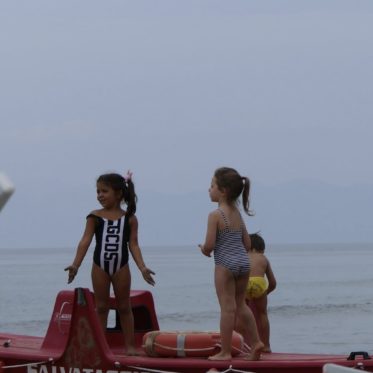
[112,264,137,355]
[209,265,236,360]
[235,275,264,360]
[254,296,271,352]
[91,264,111,330]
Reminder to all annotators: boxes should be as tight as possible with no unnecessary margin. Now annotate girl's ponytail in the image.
[125,179,137,216]
[241,176,253,216]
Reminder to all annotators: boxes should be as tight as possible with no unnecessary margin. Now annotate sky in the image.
[1,0,373,249]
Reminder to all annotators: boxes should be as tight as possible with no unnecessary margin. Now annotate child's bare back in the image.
[249,252,269,277]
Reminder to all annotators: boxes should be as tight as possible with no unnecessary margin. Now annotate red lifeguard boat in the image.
[0,288,372,373]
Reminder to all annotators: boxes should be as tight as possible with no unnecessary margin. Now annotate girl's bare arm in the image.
[128,215,155,286]
[265,258,277,294]
[65,216,96,283]
[242,225,251,252]
[199,210,219,256]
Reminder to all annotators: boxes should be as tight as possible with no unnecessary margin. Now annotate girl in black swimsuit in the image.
[65,171,155,355]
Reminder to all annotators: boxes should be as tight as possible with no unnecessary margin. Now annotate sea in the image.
[0,244,372,356]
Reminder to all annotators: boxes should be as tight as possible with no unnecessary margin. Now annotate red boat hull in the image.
[1,288,372,373]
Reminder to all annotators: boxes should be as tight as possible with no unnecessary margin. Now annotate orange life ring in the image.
[142,330,244,357]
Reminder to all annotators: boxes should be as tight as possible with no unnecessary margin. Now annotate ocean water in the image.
[0,244,372,355]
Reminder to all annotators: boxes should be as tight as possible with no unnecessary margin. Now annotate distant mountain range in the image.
[1,180,372,249]
[138,180,373,246]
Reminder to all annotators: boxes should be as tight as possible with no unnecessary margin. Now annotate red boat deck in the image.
[1,288,372,373]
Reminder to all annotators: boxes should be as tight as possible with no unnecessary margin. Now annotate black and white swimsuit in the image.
[88,214,130,276]
[213,209,250,278]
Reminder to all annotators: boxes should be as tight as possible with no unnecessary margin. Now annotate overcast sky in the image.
[1,1,373,248]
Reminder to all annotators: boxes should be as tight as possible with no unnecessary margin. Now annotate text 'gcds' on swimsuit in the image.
[88,214,130,276]
[213,208,250,277]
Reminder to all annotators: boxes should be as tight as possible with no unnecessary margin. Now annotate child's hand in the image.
[199,244,211,257]
[141,266,156,286]
[64,265,79,284]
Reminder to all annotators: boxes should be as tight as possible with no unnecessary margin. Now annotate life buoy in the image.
[142,330,244,357]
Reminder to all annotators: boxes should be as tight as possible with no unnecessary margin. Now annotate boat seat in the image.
[41,290,75,352]
[41,289,159,352]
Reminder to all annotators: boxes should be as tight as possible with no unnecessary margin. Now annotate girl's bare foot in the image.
[245,341,264,360]
[263,347,272,353]
[208,352,232,361]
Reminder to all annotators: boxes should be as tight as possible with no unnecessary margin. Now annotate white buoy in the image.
[0,172,15,212]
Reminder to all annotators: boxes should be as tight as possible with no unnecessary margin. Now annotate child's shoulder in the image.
[262,253,270,261]
[207,209,223,226]
[209,209,222,218]
[262,254,272,268]
[251,251,268,263]
[258,252,269,260]
[88,209,102,216]
[86,209,106,220]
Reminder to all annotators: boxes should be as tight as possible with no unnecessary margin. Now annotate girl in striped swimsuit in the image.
[199,167,264,361]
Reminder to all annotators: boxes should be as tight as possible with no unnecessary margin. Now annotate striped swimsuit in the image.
[88,214,130,276]
[213,209,250,277]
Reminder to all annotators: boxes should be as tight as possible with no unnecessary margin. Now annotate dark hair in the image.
[96,173,137,216]
[250,233,265,252]
[214,167,253,215]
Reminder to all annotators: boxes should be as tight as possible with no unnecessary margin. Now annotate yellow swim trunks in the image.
[246,276,268,299]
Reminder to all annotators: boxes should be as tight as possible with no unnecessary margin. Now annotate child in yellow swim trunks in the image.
[246,233,276,352]
[247,276,269,299]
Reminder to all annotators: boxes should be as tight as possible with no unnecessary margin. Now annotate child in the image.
[65,171,155,355]
[199,167,264,361]
[246,233,276,353]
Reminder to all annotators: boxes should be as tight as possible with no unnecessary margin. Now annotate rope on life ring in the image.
[143,331,161,357]
[150,342,249,356]
[143,331,247,357]
[144,331,219,356]
[153,341,218,352]
[233,342,251,355]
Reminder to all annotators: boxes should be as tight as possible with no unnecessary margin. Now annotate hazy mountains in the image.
[1,180,372,249]
[138,180,373,246]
